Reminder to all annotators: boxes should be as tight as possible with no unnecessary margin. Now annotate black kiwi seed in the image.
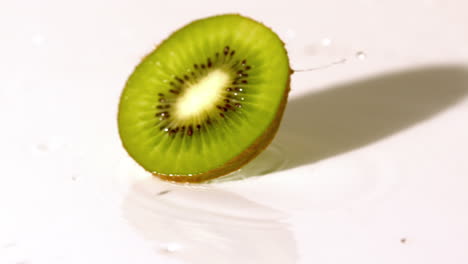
[153,46,253,139]
[175,77,184,84]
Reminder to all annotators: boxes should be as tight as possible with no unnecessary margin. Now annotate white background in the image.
[1,0,468,263]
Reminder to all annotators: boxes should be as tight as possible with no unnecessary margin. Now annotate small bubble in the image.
[160,242,182,253]
[321,38,332,47]
[355,51,367,60]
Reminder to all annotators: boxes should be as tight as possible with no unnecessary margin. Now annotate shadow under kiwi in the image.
[235,64,468,178]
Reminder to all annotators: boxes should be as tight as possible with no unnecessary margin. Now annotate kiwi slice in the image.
[118,14,291,183]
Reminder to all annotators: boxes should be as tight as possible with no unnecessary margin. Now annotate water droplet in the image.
[355,51,367,60]
[160,242,182,253]
[2,241,16,248]
[321,38,332,47]
[32,33,46,46]
[36,144,48,152]
[156,190,170,196]
[71,175,78,181]
[303,44,317,56]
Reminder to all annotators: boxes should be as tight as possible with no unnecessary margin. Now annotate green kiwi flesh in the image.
[118,14,291,183]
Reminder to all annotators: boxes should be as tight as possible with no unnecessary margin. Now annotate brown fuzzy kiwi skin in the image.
[119,14,293,183]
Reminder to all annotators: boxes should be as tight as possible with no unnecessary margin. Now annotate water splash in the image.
[122,177,297,264]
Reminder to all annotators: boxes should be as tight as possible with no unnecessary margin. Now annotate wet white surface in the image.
[1,0,468,263]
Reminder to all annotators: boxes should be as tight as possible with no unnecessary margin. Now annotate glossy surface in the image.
[1,0,468,264]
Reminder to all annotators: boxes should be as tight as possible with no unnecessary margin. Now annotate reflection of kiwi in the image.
[118,14,291,183]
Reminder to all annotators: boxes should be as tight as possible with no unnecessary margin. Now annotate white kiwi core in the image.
[175,69,230,122]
